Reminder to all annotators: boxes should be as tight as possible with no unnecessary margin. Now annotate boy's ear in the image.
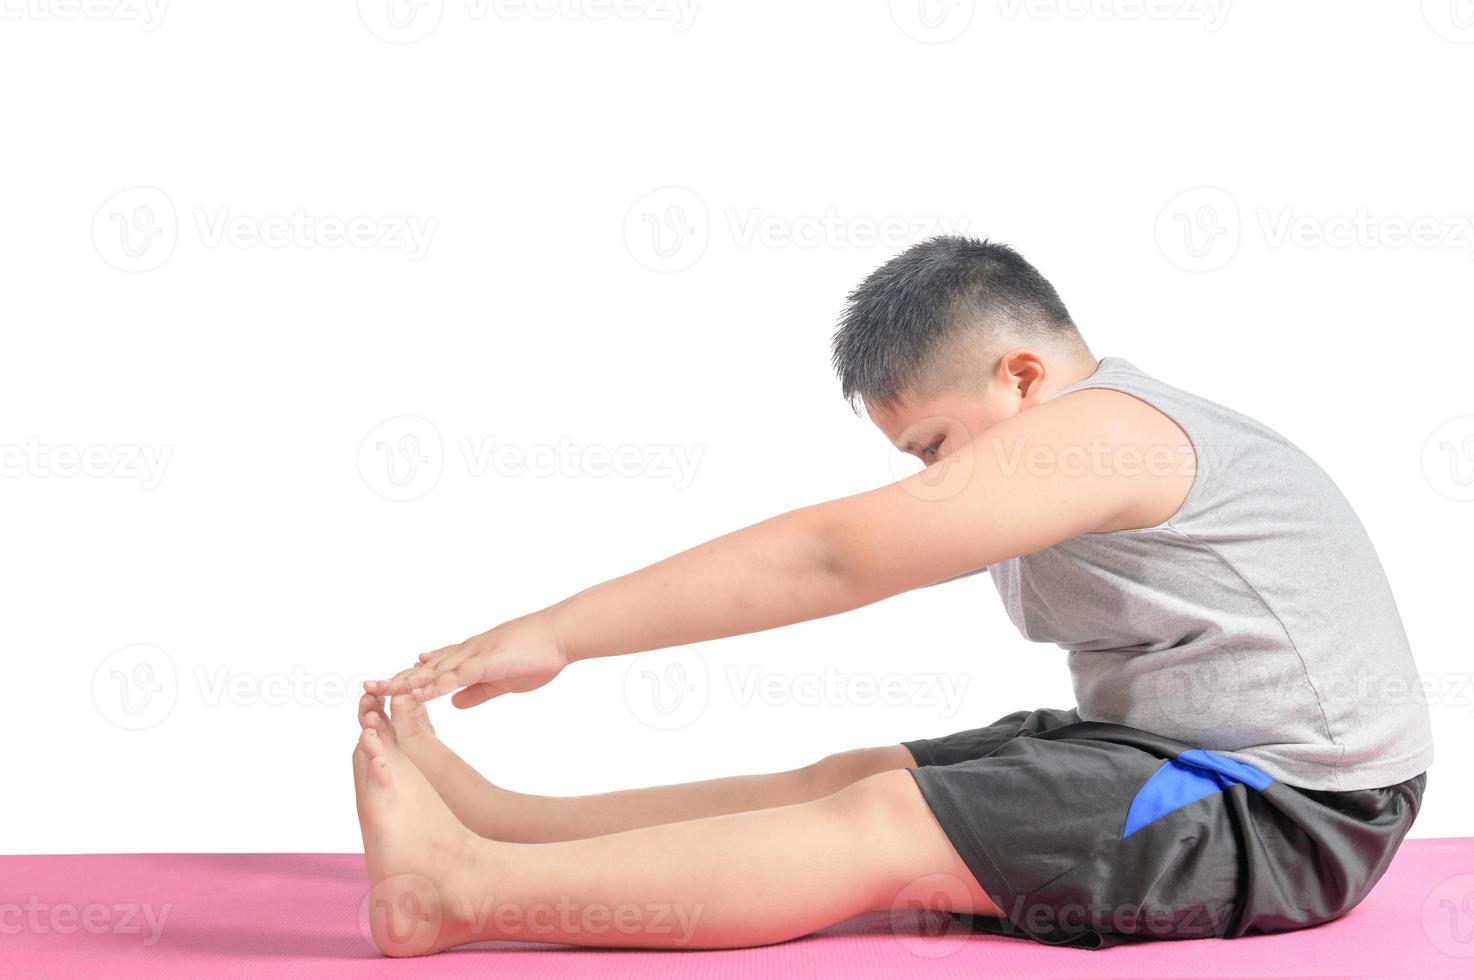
[996,347,1048,402]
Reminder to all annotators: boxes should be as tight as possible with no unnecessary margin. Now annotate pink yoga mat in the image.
[4,838,1472,978]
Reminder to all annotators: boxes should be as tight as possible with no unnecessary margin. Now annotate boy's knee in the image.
[817,770,928,836]
[800,745,915,797]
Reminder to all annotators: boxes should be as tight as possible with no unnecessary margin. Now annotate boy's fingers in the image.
[406,642,462,680]
[363,642,475,695]
[415,667,465,702]
[422,648,478,688]
[447,647,483,675]
[367,664,426,695]
[417,643,459,666]
[402,668,437,695]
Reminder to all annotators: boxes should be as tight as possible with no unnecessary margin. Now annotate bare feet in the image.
[358,691,514,840]
[351,725,491,956]
[358,690,439,756]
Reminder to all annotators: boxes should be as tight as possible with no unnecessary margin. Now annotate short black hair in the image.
[831,236,1081,408]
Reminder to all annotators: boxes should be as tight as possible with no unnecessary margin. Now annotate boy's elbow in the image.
[806,518,885,605]
[789,494,911,606]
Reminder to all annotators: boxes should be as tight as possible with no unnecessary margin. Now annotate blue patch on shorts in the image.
[1123,749,1273,838]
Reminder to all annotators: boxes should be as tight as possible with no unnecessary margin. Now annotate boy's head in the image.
[832,236,1095,466]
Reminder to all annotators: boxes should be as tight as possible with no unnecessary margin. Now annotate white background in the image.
[2,1,1471,854]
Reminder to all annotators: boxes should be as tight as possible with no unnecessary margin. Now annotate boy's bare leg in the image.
[359,691,915,842]
[353,722,1001,956]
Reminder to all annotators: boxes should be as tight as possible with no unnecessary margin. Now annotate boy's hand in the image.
[365,615,568,709]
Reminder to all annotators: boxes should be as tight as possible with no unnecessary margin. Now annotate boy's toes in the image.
[388,693,435,742]
[352,733,393,789]
[358,692,386,729]
[368,753,392,787]
[359,726,392,763]
[362,708,397,746]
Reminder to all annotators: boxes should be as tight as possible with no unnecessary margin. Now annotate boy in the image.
[356,236,1432,953]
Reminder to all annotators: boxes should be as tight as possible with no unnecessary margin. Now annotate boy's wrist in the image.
[534,597,591,664]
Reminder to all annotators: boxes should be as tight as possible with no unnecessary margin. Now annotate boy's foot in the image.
[358,689,438,750]
[352,726,492,956]
[357,691,510,840]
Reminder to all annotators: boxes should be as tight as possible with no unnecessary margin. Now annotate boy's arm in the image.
[367,388,1193,708]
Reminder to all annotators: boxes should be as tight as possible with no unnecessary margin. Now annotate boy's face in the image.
[865,349,1059,468]
[867,387,1014,468]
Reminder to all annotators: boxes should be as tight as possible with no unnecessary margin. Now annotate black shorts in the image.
[904,707,1426,949]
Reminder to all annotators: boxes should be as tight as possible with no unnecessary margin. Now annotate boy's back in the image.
[991,356,1434,791]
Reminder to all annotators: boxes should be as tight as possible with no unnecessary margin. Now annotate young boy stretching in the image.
[357,236,1433,953]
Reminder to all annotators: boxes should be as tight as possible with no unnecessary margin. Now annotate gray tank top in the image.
[989,357,1434,791]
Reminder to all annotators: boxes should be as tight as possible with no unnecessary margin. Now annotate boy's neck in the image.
[1043,354,1102,399]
